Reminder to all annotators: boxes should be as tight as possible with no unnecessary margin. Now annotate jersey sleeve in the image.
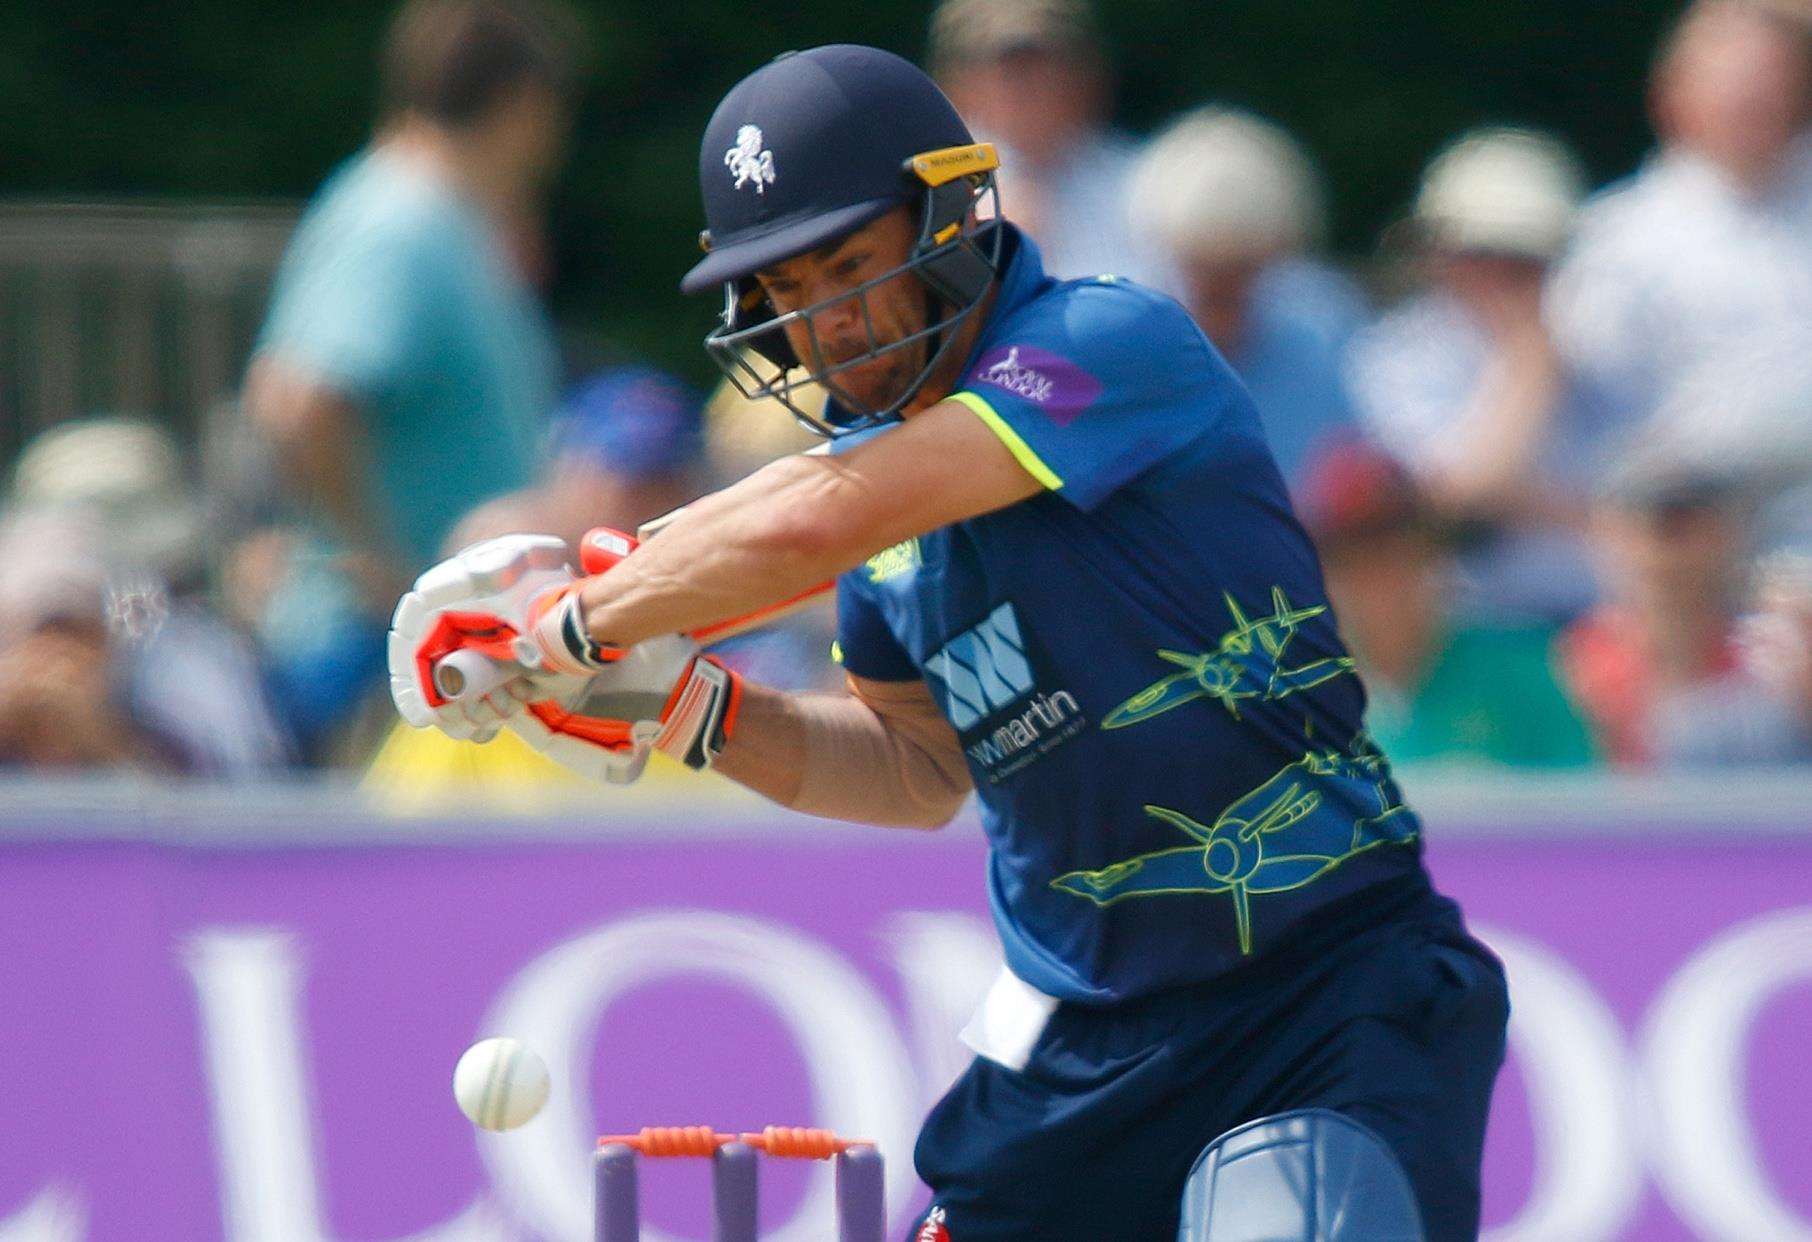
[259,217,441,404]
[834,574,920,682]
[951,281,1237,510]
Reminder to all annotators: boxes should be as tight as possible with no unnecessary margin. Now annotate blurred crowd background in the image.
[6,0,1812,787]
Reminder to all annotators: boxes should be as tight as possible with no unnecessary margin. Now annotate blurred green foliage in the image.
[0,0,1682,384]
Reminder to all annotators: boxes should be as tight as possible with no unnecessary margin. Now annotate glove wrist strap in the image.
[530,585,623,675]
[654,656,741,771]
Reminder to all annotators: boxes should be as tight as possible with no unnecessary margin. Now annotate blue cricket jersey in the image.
[834,227,1428,1004]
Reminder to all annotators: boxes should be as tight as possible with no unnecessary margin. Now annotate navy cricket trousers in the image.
[910,879,1509,1241]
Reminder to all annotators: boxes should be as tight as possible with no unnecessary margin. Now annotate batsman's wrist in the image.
[654,656,742,771]
[528,583,624,675]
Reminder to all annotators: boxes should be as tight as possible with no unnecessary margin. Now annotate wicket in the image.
[594,1126,885,1242]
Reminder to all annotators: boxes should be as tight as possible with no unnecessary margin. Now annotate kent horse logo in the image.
[725,124,775,194]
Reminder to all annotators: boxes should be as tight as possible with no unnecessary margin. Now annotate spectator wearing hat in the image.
[0,512,153,771]
[2,422,292,777]
[1345,127,1615,623]
[928,0,1173,288]
[1558,452,1812,767]
[1548,0,1812,426]
[1303,439,1597,769]
[1130,107,1369,490]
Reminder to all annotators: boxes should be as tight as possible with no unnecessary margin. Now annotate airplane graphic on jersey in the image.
[1102,586,1355,729]
[1048,742,1418,953]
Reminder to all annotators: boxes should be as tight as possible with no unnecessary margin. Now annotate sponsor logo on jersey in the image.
[978,346,1054,403]
[724,125,775,194]
[969,344,1102,426]
[923,602,1086,782]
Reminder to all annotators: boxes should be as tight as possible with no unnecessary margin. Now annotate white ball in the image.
[453,1037,550,1131]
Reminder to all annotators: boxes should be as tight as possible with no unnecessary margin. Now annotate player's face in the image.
[755,208,931,413]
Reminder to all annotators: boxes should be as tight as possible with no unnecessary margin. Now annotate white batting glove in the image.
[504,634,742,785]
[387,534,587,743]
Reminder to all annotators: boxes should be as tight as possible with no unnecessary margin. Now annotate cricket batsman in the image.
[389,45,1508,1241]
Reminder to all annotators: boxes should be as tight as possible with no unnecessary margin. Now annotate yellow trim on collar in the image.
[949,390,1064,491]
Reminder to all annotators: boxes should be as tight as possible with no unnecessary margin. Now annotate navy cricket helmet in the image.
[682,44,1004,436]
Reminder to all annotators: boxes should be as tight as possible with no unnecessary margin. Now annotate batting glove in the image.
[388,534,587,742]
[505,634,741,784]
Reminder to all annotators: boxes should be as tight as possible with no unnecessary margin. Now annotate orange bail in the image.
[739,1127,870,1159]
[596,1125,872,1159]
[597,1126,734,1157]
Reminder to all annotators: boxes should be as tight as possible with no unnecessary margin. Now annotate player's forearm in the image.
[573,453,877,647]
[571,401,1044,649]
[245,357,401,565]
[710,680,810,807]
[713,679,971,830]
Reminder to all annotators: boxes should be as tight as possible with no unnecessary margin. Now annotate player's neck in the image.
[378,120,529,224]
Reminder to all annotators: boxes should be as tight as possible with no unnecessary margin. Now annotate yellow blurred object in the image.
[361,718,697,815]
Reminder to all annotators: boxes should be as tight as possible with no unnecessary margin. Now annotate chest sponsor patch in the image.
[968,344,1101,426]
[923,602,1087,783]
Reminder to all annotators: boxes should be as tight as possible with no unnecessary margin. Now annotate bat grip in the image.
[433,648,514,702]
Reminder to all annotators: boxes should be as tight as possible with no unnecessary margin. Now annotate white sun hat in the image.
[1413,127,1587,260]
[9,417,206,584]
[1129,106,1327,262]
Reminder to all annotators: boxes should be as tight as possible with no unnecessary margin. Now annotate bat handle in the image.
[433,648,515,702]
[580,527,640,575]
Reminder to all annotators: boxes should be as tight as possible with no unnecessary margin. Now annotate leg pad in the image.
[1178,1109,1424,1242]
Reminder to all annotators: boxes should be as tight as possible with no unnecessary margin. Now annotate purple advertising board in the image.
[1,801,1809,1242]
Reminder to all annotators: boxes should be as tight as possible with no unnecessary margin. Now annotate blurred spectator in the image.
[4,421,291,777]
[929,0,1173,286]
[1742,546,1812,738]
[1558,452,1812,767]
[1548,0,1812,425]
[0,513,152,771]
[542,365,704,536]
[241,0,581,755]
[1304,440,1597,769]
[443,360,715,552]
[246,0,580,581]
[1644,335,1812,506]
[701,377,823,488]
[1130,107,1369,489]
[1346,128,1611,622]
